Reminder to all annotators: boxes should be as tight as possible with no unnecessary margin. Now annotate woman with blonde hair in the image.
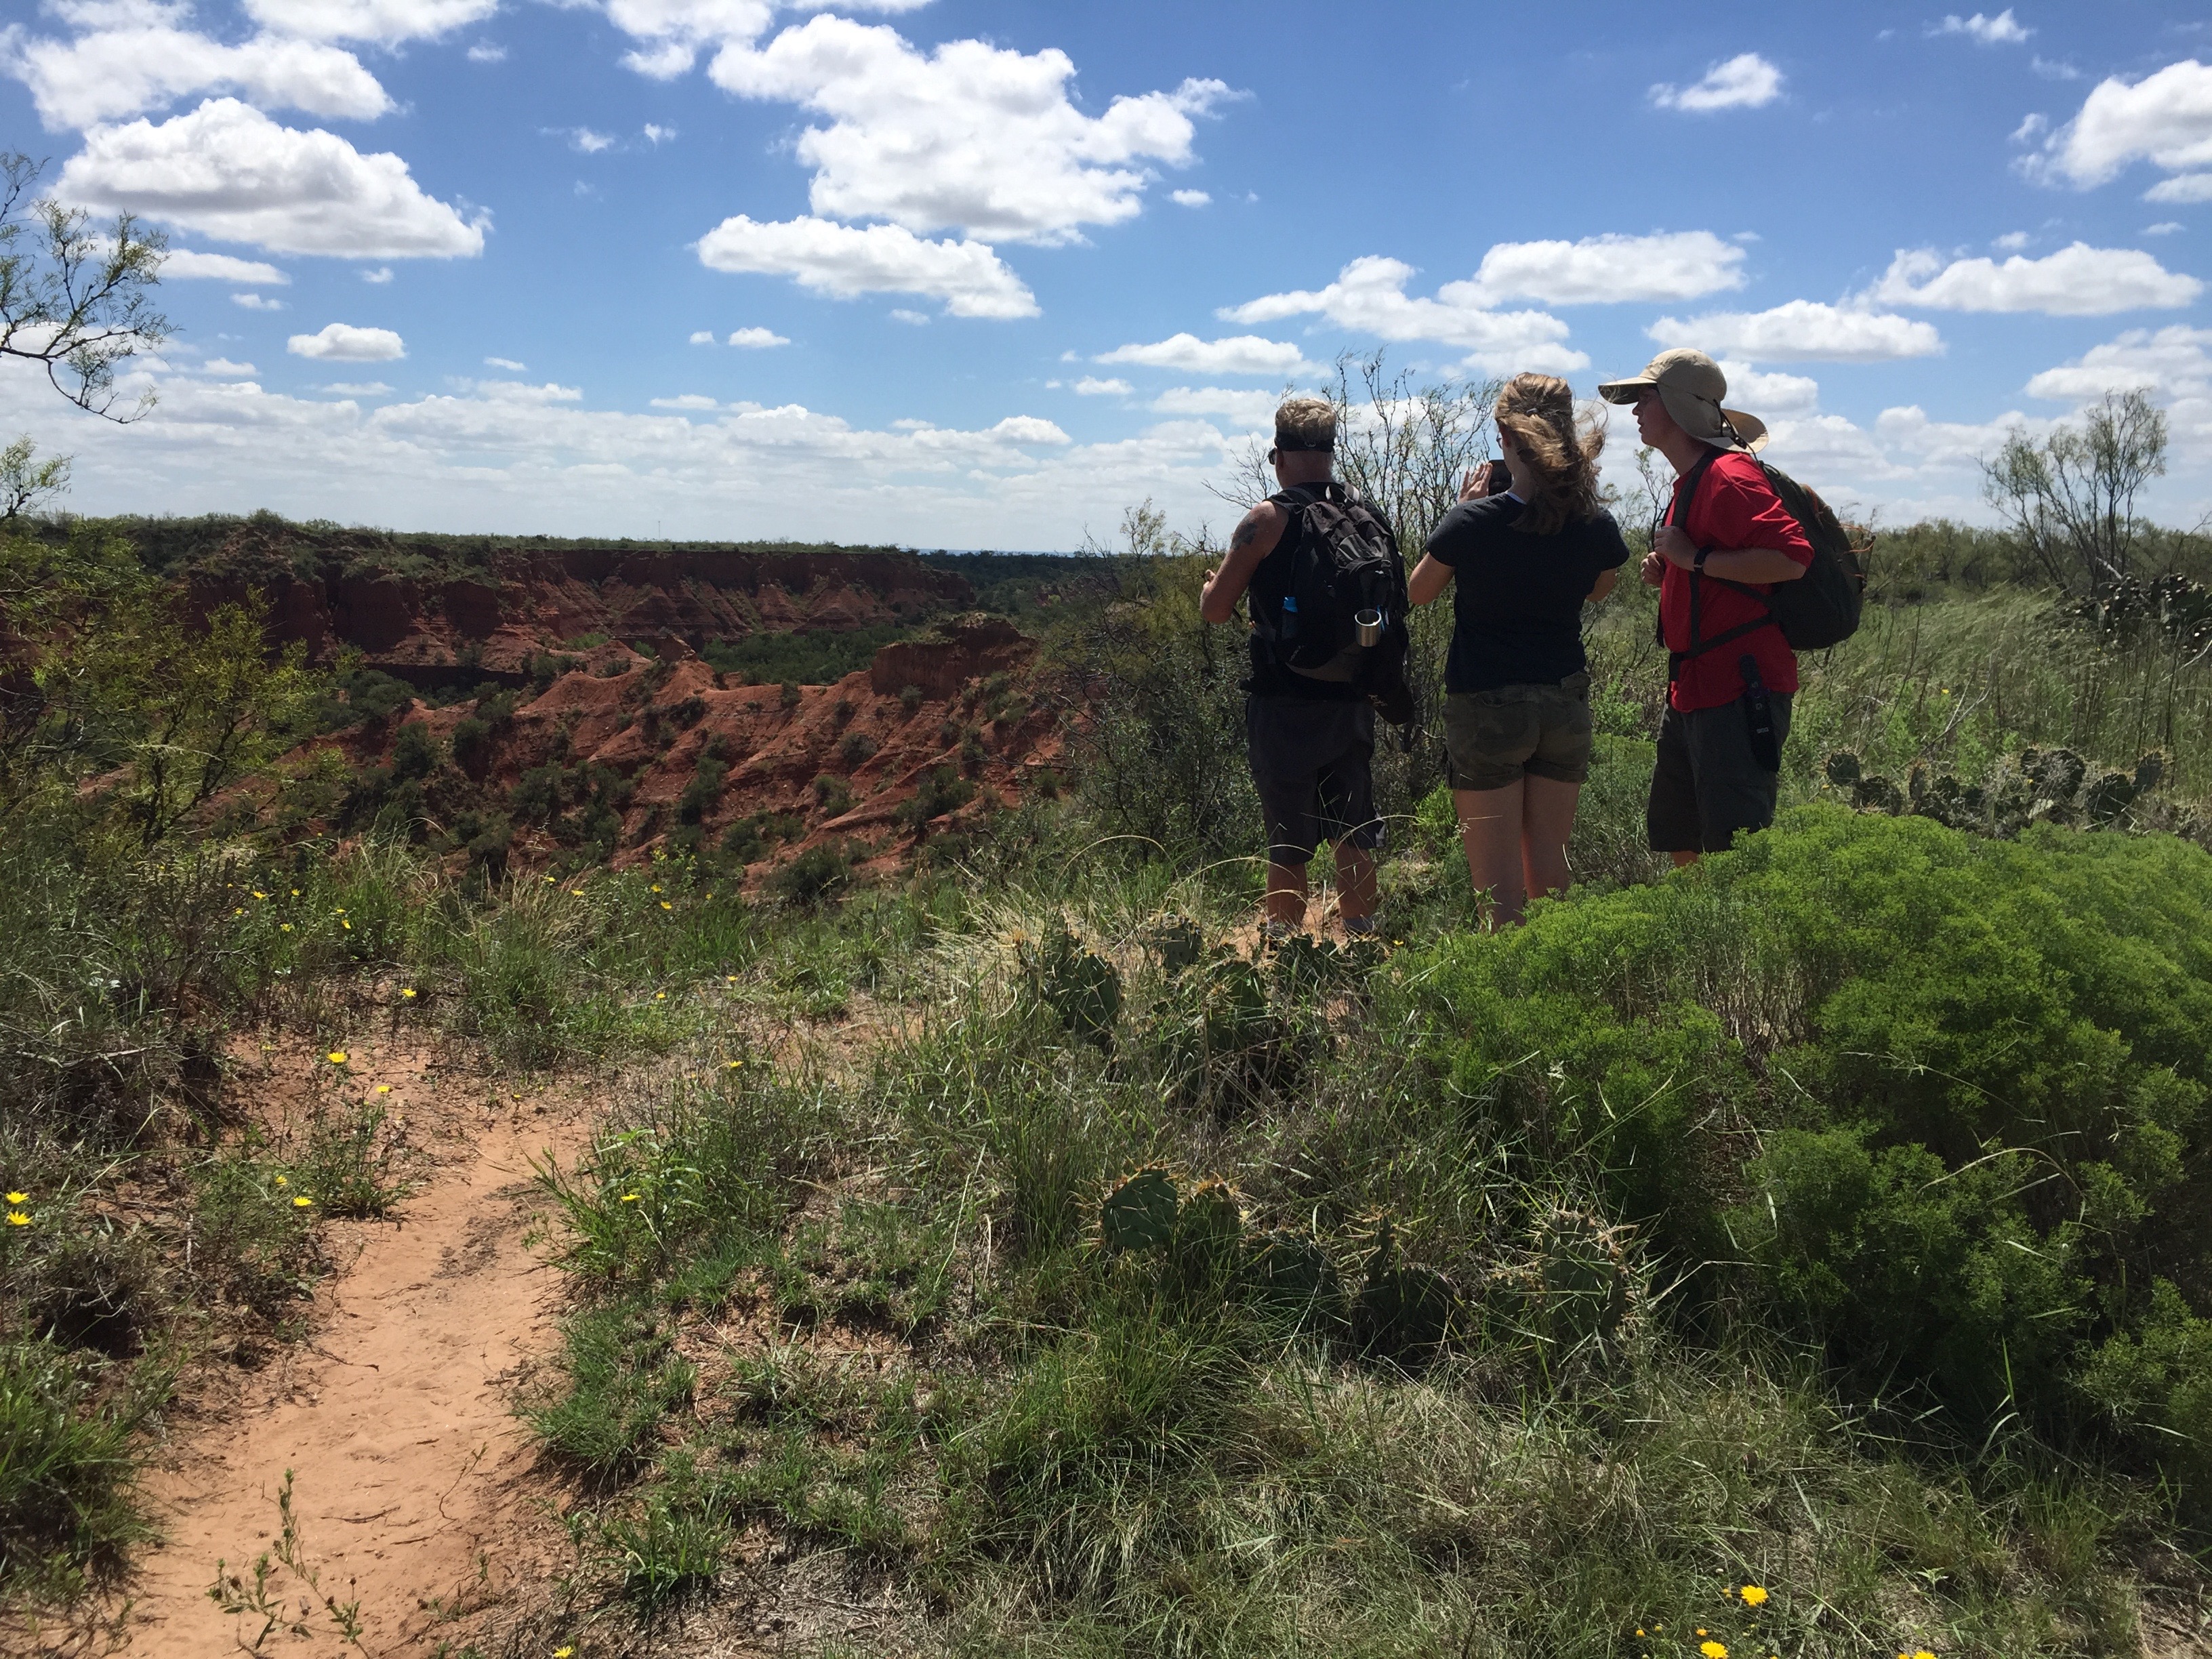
[1407,373,1627,926]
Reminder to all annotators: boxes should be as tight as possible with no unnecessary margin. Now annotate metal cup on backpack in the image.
[1354,609,1383,648]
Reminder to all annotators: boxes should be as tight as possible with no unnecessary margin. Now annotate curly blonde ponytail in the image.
[1495,373,1606,536]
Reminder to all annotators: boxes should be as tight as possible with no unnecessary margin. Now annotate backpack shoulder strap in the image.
[1664,446,1725,530]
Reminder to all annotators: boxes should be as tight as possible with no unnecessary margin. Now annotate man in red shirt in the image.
[1598,350,1813,864]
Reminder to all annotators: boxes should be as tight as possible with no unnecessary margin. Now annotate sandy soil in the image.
[119,1067,592,1658]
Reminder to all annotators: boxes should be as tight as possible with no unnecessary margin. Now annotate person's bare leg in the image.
[1521,775,1582,910]
[1454,781,1525,928]
[1265,861,1309,928]
[1333,840,1377,928]
[1670,850,1699,869]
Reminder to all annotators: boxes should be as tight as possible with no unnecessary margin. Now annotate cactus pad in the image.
[1099,1167,1178,1254]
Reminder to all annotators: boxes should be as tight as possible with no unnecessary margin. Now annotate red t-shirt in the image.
[1662,449,1815,712]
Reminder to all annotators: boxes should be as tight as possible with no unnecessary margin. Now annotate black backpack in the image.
[1665,449,1870,665]
[1254,482,1414,724]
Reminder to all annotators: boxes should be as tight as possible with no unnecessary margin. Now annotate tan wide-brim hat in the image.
[1599,347,1768,452]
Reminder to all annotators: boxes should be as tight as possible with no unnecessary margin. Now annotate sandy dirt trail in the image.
[122,1097,590,1658]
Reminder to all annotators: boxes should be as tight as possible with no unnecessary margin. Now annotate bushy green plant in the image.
[1401,805,2212,1473]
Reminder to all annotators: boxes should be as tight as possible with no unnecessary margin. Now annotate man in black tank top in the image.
[1200,396,1382,939]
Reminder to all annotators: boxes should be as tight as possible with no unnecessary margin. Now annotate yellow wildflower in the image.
[5,1191,26,1204]
[377,1084,392,1094]
[293,1196,314,1208]
[554,1648,573,1658]
[1701,1643,1727,1659]
[252,890,268,899]
[281,923,293,933]
[328,1051,348,1064]
[290,888,300,896]
[619,1193,640,1203]
[5,1211,28,1227]
[660,901,672,911]
[275,1175,287,1185]
[234,907,244,917]
[342,920,352,930]
[1740,1585,1768,1607]
[650,884,661,893]
[402,988,417,999]
[571,889,584,897]
[655,991,666,1000]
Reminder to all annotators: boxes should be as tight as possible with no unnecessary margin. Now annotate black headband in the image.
[1271,434,1335,453]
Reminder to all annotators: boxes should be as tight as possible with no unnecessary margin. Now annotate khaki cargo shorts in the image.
[1443,673,1594,793]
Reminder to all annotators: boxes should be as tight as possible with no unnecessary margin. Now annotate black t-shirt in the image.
[1422,495,1629,693]
[1244,495,1364,702]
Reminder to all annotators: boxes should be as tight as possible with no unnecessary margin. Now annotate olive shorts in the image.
[1442,673,1594,793]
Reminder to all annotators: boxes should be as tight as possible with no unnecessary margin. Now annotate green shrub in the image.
[0,1336,153,1595]
[1400,805,2212,1470]
[526,1303,695,1480]
[771,842,852,907]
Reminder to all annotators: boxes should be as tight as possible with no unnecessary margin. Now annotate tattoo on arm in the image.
[1231,516,1262,551]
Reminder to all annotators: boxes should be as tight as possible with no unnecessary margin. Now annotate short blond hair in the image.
[1273,396,1336,451]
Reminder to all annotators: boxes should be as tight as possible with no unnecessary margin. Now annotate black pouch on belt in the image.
[1739,654,1782,774]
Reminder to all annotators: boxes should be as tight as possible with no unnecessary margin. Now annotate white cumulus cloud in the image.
[1717,362,1822,417]
[1071,376,1131,395]
[288,322,405,361]
[704,16,1231,245]
[1648,300,1943,363]
[2026,325,2212,403]
[232,291,285,310]
[726,326,789,348]
[484,355,527,370]
[695,214,1036,319]
[599,0,935,79]
[241,0,499,43]
[2027,58,2212,194]
[1866,243,2203,314]
[1096,333,1309,377]
[1935,10,2030,45]
[1221,255,1583,374]
[1149,386,1279,428]
[1650,53,1782,113]
[162,248,288,284]
[1451,230,1746,307]
[1171,190,1210,208]
[57,99,488,259]
[5,19,392,129]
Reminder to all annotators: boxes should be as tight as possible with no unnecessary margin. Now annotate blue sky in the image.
[3,0,2210,548]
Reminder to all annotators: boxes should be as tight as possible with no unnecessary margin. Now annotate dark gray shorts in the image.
[1647,693,1793,854]
[1443,673,1594,792]
[1246,695,1381,866]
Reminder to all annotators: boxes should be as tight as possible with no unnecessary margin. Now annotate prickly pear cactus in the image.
[1352,1221,1456,1362]
[1244,1229,1342,1324]
[1099,1166,1178,1254]
[1534,1208,1631,1348]
[1028,925,1122,1047]
[1144,914,1206,975]
[1170,1178,1246,1288]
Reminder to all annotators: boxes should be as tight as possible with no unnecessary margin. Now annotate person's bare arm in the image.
[1652,525,1807,583]
[1200,501,1287,624]
[1586,567,1618,604]
[1408,553,1454,607]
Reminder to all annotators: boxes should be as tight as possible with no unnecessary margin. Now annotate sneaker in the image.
[1341,914,1380,937]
